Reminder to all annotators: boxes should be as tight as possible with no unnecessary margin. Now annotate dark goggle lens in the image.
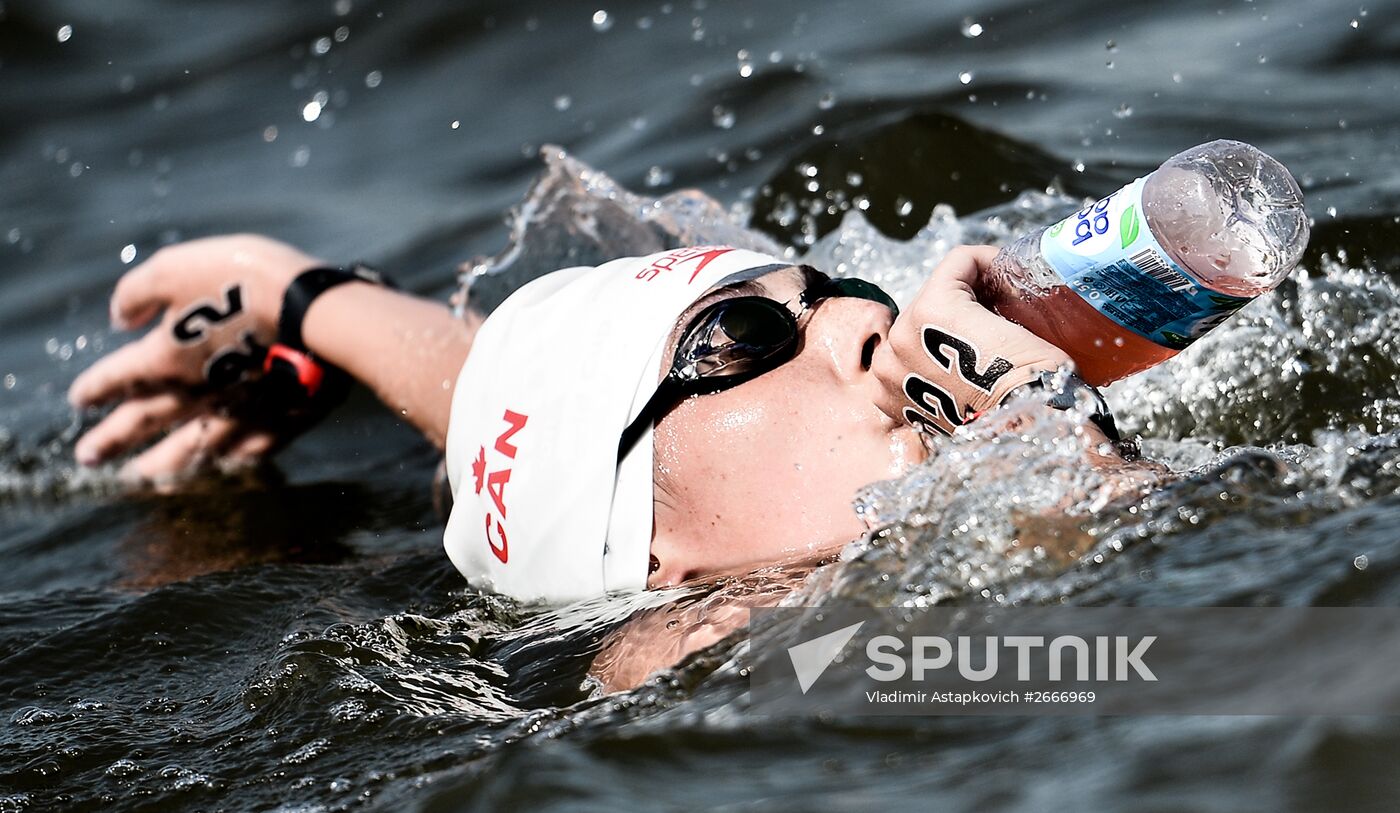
[674,297,798,381]
[716,298,795,347]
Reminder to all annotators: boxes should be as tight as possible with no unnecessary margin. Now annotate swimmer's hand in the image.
[874,245,1073,438]
[68,235,315,482]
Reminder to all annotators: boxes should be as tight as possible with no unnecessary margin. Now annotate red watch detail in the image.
[264,343,325,397]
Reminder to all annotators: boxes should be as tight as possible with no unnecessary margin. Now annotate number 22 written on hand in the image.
[170,283,266,388]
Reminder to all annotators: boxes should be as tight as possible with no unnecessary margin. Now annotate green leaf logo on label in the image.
[1160,329,1191,349]
[1207,293,1248,310]
[1048,220,1066,239]
[1120,205,1140,248]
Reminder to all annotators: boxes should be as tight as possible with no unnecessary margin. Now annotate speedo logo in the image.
[633,245,735,283]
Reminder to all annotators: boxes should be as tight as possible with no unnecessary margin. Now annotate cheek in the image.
[654,398,771,484]
[654,381,907,535]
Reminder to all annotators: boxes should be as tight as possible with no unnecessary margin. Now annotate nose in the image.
[800,296,894,386]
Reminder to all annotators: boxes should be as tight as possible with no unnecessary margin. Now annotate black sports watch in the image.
[260,264,394,414]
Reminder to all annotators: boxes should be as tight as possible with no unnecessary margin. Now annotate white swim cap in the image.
[444,246,785,604]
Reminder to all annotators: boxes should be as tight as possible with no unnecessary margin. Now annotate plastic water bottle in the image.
[982,140,1309,385]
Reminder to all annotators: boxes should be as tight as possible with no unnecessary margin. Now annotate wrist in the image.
[275,265,392,351]
[226,238,324,336]
[250,264,307,339]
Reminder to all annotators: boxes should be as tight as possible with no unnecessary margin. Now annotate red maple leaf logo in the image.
[471,446,487,495]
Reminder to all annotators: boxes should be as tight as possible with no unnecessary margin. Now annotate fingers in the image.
[922,245,1000,302]
[110,248,179,330]
[222,430,278,467]
[119,413,242,484]
[73,392,199,466]
[68,329,195,408]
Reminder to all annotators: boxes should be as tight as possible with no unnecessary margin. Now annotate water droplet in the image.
[450,120,460,129]
[637,16,653,29]
[301,100,322,122]
[291,146,311,168]
[120,244,136,264]
[958,70,974,85]
[711,105,735,129]
[896,197,913,217]
[818,92,836,110]
[334,26,350,43]
[1354,554,1369,570]
[364,70,382,88]
[1326,206,1338,217]
[56,25,72,43]
[1105,39,1118,52]
[961,18,983,38]
[1105,60,1115,69]
[312,36,332,55]
[846,171,863,186]
[1073,160,1086,173]
[1172,72,1183,83]
[263,125,278,142]
[645,166,673,187]
[591,10,613,31]
[334,0,353,15]
[1349,18,1359,28]
[553,94,572,111]
[1257,54,1267,64]
[3,374,15,390]
[1113,103,1133,119]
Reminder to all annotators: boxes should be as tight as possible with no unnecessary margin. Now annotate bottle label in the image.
[1039,176,1251,350]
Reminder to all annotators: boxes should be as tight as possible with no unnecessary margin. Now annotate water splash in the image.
[455,147,783,315]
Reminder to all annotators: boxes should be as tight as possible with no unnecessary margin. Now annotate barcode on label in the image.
[1130,248,1194,293]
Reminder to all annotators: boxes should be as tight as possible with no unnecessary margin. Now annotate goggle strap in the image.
[617,377,686,463]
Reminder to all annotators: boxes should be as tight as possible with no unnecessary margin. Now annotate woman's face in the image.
[647,266,927,586]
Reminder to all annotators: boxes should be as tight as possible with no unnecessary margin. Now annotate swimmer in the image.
[69,233,1157,687]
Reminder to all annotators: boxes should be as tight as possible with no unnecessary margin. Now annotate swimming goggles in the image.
[617,265,898,460]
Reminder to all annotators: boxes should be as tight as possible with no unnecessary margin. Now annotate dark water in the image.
[4,0,1400,810]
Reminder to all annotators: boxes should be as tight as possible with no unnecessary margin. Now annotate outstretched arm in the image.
[69,234,478,481]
